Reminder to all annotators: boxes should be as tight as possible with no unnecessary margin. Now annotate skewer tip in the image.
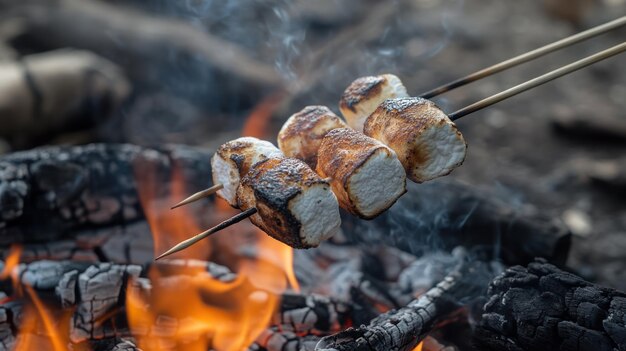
[154,207,258,261]
[170,184,224,210]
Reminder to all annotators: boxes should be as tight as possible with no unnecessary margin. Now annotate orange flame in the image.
[1,245,22,279]
[12,286,73,351]
[129,158,297,350]
[126,234,289,350]
[136,162,211,260]
[241,91,287,139]
[412,341,424,351]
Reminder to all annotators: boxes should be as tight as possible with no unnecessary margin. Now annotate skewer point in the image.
[170,184,224,209]
[154,207,258,260]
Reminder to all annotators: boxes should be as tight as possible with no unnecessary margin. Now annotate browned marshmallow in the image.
[211,137,281,207]
[277,105,348,169]
[237,156,341,248]
[364,97,467,183]
[316,128,406,219]
[339,74,408,131]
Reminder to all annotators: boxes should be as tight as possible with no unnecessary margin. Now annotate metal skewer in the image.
[419,16,626,99]
[448,41,626,121]
[155,207,257,260]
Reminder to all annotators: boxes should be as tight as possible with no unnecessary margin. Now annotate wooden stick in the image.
[155,207,257,260]
[170,184,224,209]
[448,41,626,121]
[419,16,626,99]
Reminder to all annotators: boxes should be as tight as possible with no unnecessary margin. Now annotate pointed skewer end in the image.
[170,184,224,210]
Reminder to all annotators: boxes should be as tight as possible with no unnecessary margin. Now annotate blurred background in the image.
[0,0,625,291]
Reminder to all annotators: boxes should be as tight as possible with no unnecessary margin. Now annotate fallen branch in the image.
[0,143,212,246]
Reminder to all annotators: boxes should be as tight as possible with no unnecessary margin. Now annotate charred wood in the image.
[0,49,130,146]
[0,259,236,347]
[276,293,355,336]
[89,338,143,351]
[250,328,319,351]
[475,259,626,351]
[0,143,212,246]
[0,258,380,350]
[314,262,493,351]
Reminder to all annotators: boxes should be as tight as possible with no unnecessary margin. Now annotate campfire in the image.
[0,1,625,350]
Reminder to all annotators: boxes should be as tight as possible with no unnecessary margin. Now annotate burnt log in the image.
[0,143,212,246]
[315,262,495,351]
[0,49,130,146]
[0,258,377,350]
[250,328,319,351]
[475,259,626,351]
[346,181,571,266]
[276,293,356,336]
[0,259,237,349]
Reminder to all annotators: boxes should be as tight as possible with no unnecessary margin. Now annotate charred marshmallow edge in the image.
[237,156,341,248]
[364,97,467,183]
[339,74,409,132]
[211,137,282,207]
[277,105,348,169]
[316,128,406,219]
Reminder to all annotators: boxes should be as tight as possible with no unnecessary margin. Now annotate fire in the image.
[12,286,72,351]
[125,233,290,350]
[1,245,22,279]
[136,161,212,260]
[241,91,286,139]
[129,158,298,350]
[412,341,424,351]
[10,286,73,351]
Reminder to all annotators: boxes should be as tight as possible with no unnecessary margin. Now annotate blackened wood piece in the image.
[315,266,472,351]
[277,293,354,336]
[475,259,626,351]
[87,338,143,351]
[0,49,130,141]
[346,181,571,266]
[0,259,236,348]
[0,302,20,351]
[250,328,318,351]
[0,143,212,246]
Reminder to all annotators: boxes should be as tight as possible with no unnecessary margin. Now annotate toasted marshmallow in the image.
[364,97,467,183]
[237,156,341,248]
[316,128,406,219]
[277,105,348,169]
[339,74,409,131]
[211,137,281,207]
